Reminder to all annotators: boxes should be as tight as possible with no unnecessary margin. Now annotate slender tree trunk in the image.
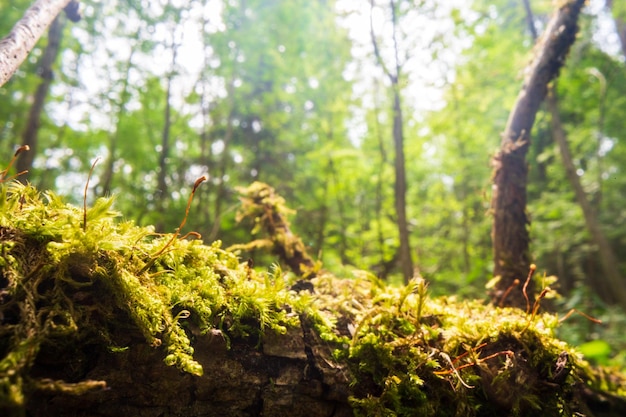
[196,7,216,238]
[490,0,585,308]
[524,0,624,304]
[156,74,173,218]
[391,86,413,283]
[155,40,179,224]
[328,157,350,265]
[546,90,626,305]
[206,109,233,241]
[16,16,64,176]
[370,0,413,283]
[373,81,390,279]
[451,85,471,279]
[207,79,236,242]
[0,0,73,87]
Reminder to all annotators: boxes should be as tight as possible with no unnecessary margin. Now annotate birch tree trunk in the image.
[0,0,72,87]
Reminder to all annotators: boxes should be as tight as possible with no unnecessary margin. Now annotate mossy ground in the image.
[0,180,624,416]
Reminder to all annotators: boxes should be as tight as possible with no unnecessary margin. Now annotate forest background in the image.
[1,0,626,369]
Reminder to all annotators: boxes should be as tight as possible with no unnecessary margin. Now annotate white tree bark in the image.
[0,0,71,87]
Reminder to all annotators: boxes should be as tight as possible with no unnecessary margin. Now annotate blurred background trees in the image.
[1,0,626,364]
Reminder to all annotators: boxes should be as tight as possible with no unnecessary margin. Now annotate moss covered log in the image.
[0,180,625,417]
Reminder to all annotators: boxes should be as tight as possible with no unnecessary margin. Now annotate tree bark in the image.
[4,183,626,417]
[208,79,236,242]
[524,0,625,305]
[0,0,72,88]
[328,157,351,266]
[23,320,353,417]
[156,75,173,217]
[16,15,64,175]
[490,0,585,308]
[370,0,414,284]
[546,90,626,305]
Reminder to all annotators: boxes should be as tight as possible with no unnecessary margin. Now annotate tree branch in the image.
[369,0,393,82]
[0,0,72,87]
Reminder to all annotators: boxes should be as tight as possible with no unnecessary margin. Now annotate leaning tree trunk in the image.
[523,0,626,306]
[490,0,585,308]
[0,0,78,87]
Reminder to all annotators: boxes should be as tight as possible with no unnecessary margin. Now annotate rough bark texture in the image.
[24,319,352,417]
[0,0,72,87]
[490,0,585,308]
[16,16,64,175]
[546,91,626,306]
[15,311,626,417]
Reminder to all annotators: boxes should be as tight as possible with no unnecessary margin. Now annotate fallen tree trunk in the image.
[1,181,625,417]
[25,316,352,417]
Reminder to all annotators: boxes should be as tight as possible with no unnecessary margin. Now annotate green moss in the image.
[312,273,625,416]
[0,180,624,416]
[0,181,303,408]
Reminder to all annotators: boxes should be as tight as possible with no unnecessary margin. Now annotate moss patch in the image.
[0,180,624,416]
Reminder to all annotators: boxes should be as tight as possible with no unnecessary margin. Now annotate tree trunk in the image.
[328,157,351,266]
[546,91,626,305]
[373,82,389,276]
[370,0,413,284]
[208,79,236,242]
[490,0,585,308]
[23,320,353,417]
[16,16,63,176]
[392,86,413,283]
[156,75,173,218]
[524,0,625,305]
[0,0,73,87]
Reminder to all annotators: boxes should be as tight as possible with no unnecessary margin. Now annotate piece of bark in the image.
[23,322,351,417]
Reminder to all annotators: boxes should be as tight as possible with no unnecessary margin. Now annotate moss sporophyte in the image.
[0,178,624,416]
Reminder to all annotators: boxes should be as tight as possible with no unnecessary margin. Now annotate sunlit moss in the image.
[0,180,624,416]
[0,181,304,408]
